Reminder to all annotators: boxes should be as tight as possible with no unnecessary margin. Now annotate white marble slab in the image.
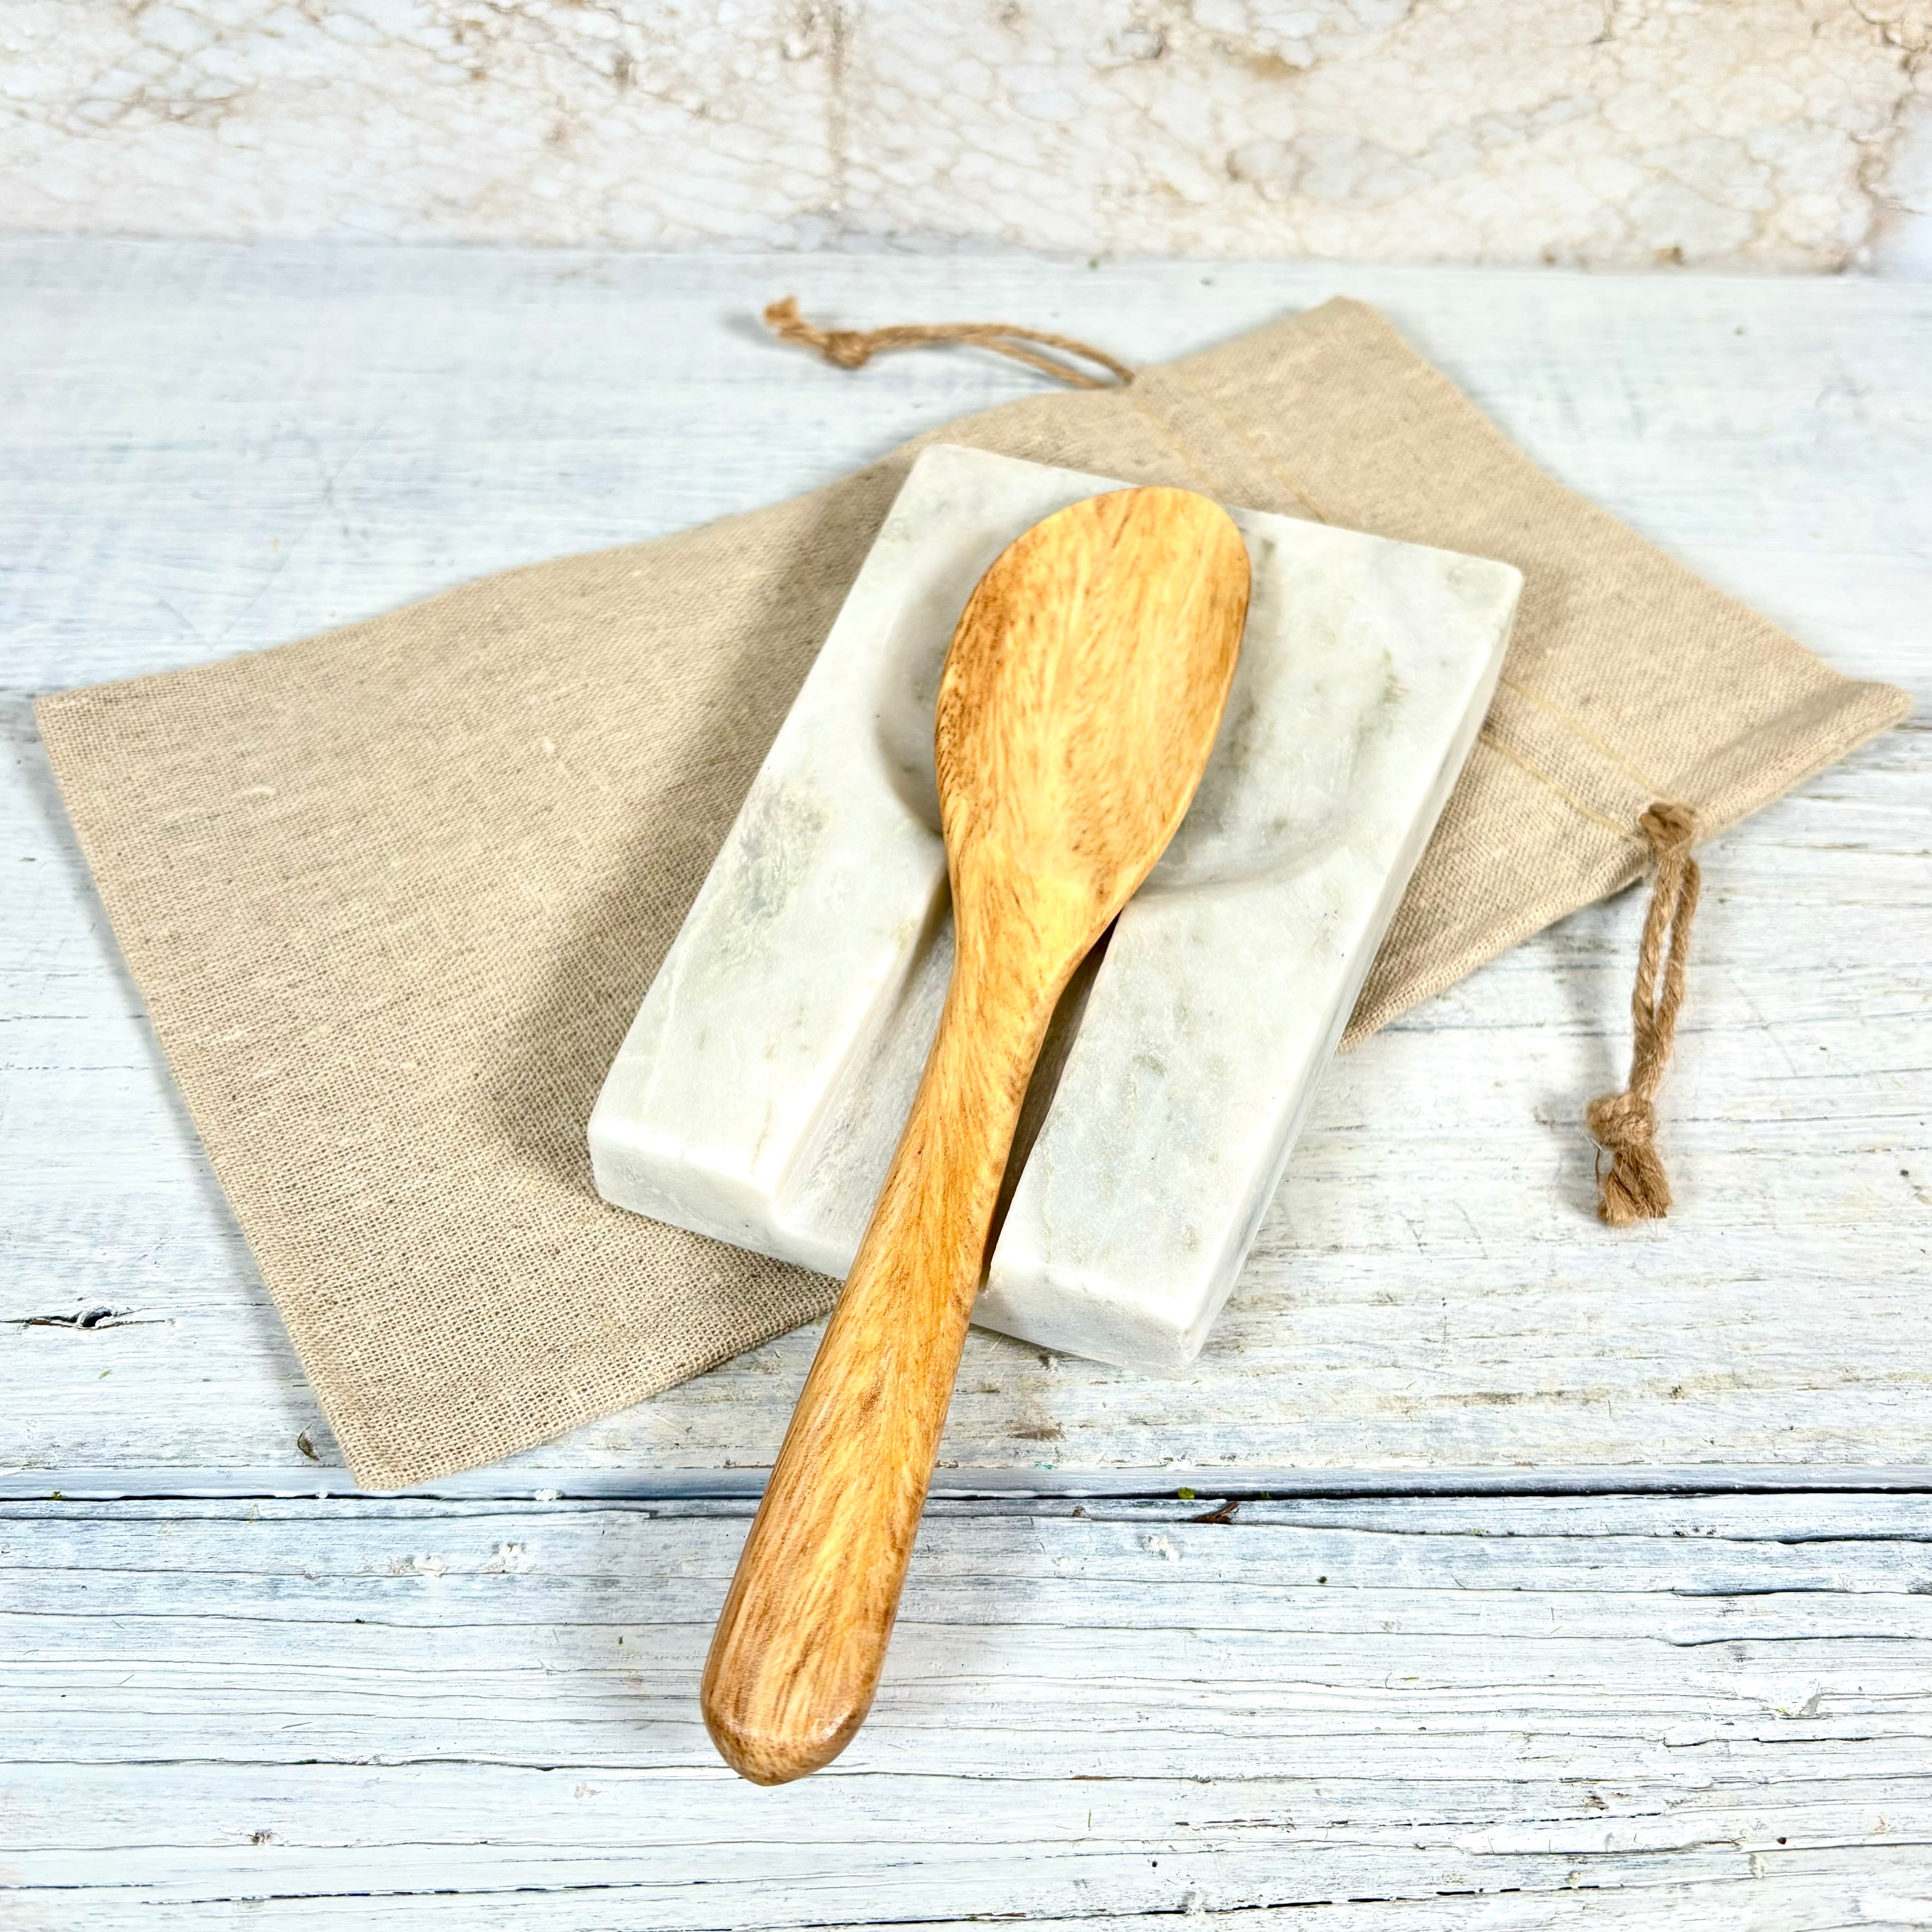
[588,443,1519,1372]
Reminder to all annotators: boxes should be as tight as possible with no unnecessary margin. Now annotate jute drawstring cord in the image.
[1586,802,1702,1225]
[763,296,1136,390]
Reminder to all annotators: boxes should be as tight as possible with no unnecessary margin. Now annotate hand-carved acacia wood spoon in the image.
[701,485,1251,1785]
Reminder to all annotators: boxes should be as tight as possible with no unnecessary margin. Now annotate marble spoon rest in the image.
[589,444,1520,1374]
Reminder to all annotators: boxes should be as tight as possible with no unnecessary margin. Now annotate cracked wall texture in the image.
[2,1,1929,269]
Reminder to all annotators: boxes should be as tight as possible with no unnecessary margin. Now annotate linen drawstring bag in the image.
[36,296,1909,1489]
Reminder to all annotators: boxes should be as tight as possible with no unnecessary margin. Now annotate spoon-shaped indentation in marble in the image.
[878,519,1430,903]
[701,486,1250,1786]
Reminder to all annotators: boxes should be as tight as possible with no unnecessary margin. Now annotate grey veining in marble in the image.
[589,444,1518,1372]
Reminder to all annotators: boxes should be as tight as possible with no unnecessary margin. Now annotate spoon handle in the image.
[702,953,1053,1785]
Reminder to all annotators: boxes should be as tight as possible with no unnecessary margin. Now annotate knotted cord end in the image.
[1585,801,1703,1226]
[763,295,876,369]
[1585,1091,1671,1226]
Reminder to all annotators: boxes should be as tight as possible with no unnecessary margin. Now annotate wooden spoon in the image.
[701,485,1251,1785]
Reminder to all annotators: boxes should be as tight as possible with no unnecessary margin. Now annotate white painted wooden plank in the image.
[1,243,1928,1487]
[22,1872,1932,1932]
[44,1874,1924,1932]
[6,1495,1932,1925]
[2,246,1926,692]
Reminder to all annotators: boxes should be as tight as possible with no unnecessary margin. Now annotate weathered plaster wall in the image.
[3,1,1929,269]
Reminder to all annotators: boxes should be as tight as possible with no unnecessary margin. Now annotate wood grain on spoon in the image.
[701,486,1251,1785]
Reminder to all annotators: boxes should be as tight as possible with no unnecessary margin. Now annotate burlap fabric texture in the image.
[37,297,1909,1490]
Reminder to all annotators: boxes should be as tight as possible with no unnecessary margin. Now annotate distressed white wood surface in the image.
[1,243,1928,1493]
[8,1492,1932,1925]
